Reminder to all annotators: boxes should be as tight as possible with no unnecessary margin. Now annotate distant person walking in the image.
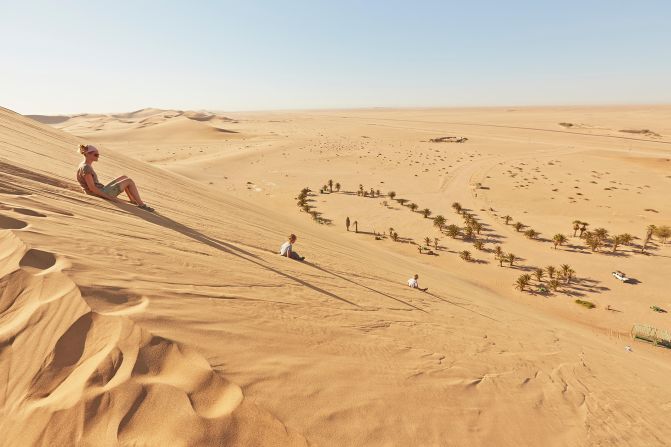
[280,234,305,261]
[76,144,154,211]
[407,274,428,292]
[346,216,351,231]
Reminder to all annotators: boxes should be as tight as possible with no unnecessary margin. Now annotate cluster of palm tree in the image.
[320,179,342,193]
[356,184,381,197]
[583,227,609,251]
[460,250,472,261]
[296,187,311,212]
[643,225,671,252]
[422,236,439,250]
[581,227,633,253]
[515,264,575,292]
[493,246,516,267]
[296,187,331,225]
[572,220,589,237]
[388,227,400,242]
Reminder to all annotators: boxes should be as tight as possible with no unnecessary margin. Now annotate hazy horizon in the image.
[3,0,670,115]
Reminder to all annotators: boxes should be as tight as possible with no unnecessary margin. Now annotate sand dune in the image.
[30,108,238,143]
[3,105,671,446]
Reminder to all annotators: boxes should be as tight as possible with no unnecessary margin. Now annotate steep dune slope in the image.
[3,107,671,446]
[0,108,305,446]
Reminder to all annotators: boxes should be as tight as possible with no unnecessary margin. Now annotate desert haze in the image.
[2,105,671,446]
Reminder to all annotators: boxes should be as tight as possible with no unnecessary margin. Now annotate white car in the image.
[612,271,629,282]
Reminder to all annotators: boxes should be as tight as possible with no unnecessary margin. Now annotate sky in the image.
[1,0,670,114]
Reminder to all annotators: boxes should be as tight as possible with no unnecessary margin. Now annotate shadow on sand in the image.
[114,202,360,308]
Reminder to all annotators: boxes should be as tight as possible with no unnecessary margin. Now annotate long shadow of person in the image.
[112,201,360,308]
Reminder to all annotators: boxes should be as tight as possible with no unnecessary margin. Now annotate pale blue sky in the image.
[1,0,669,114]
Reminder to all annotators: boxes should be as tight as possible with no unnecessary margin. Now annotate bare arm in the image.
[84,173,119,201]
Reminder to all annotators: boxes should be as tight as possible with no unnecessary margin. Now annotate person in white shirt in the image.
[407,274,427,291]
[280,234,304,261]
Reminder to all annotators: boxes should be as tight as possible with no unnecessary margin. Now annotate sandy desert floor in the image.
[2,105,670,446]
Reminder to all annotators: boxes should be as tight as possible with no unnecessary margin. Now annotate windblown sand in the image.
[2,105,671,446]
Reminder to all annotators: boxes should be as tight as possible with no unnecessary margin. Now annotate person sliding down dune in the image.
[279,234,305,261]
[408,274,428,292]
[76,144,154,211]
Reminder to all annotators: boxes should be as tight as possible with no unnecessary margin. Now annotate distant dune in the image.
[30,108,238,143]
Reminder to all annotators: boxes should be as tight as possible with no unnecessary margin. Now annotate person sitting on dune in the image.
[76,144,154,211]
[408,274,428,292]
[280,234,305,261]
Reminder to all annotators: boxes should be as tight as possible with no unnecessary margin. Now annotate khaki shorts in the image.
[101,182,123,197]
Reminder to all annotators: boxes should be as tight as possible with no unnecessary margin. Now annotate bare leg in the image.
[111,175,129,183]
[115,178,144,206]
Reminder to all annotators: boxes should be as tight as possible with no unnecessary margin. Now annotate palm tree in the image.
[370,188,375,197]
[514,222,523,232]
[560,264,574,284]
[433,238,439,250]
[424,236,431,247]
[654,225,671,243]
[611,234,626,252]
[515,274,531,291]
[446,225,460,239]
[335,182,341,192]
[473,222,483,235]
[534,268,544,282]
[553,234,567,249]
[548,279,560,292]
[494,245,503,258]
[647,224,657,240]
[498,253,506,267]
[409,203,419,212]
[642,225,655,252]
[504,215,512,225]
[507,253,516,266]
[579,222,589,237]
[546,266,556,279]
[433,215,446,231]
[524,229,539,239]
[619,233,634,246]
[391,232,399,241]
[452,202,462,213]
[474,240,484,250]
[593,228,609,242]
[397,198,408,206]
[389,227,394,236]
[460,250,472,261]
[422,208,432,218]
[376,189,381,197]
[572,220,581,237]
[388,191,396,201]
[301,204,310,213]
[585,233,602,252]
[328,179,333,192]
[464,226,475,240]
